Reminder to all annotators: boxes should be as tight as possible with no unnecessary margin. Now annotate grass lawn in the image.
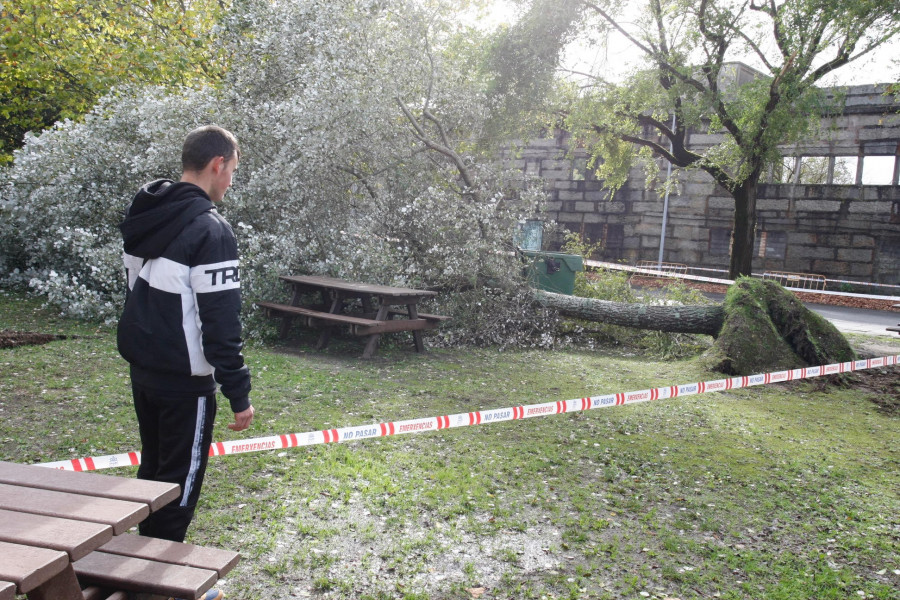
[1,291,898,600]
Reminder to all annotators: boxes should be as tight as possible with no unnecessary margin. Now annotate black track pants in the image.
[132,381,217,542]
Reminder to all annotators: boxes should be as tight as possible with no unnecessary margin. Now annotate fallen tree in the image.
[533,290,724,336]
[535,277,856,375]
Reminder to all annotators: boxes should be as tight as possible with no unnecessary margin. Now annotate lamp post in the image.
[658,113,676,269]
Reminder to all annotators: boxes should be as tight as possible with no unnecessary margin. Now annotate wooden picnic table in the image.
[258,274,449,358]
[0,460,239,600]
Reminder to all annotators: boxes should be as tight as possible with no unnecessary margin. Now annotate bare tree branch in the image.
[336,166,379,200]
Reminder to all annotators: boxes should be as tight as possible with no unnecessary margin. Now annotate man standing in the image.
[117,125,254,564]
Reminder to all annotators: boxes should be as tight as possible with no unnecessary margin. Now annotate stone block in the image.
[789,246,835,260]
[673,225,696,240]
[540,169,569,179]
[786,232,818,245]
[518,148,552,158]
[582,213,603,224]
[757,258,787,272]
[837,248,873,262]
[641,236,661,249]
[558,190,584,201]
[674,249,703,264]
[850,262,874,277]
[544,201,562,212]
[848,201,892,214]
[551,180,577,191]
[631,202,658,214]
[682,182,713,197]
[585,189,613,202]
[529,137,563,148]
[671,238,702,253]
[819,234,851,247]
[783,258,813,272]
[671,196,707,211]
[795,200,842,212]
[851,235,876,248]
[687,133,720,146]
[758,200,785,212]
[557,212,583,223]
[599,202,627,214]
[574,201,597,212]
[540,159,569,171]
[812,260,850,275]
[634,222,661,236]
[708,197,734,210]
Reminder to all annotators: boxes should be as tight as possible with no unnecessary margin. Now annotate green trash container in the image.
[522,250,584,295]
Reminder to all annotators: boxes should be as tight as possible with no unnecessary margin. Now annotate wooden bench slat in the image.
[0,509,113,560]
[0,461,180,512]
[356,318,437,335]
[99,534,240,577]
[279,275,438,298]
[257,301,383,326]
[387,309,451,322]
[258,302,442,335]
[0,483,148,535]
[74,551,217,600]
[0,581,15,600]
[0,540,68,593]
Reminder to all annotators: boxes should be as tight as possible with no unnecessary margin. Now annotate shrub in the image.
[0,0,555,346]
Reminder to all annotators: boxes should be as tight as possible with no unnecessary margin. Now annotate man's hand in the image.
[228,405,255,431]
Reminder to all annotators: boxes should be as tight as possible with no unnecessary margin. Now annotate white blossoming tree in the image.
[0,0,555,345]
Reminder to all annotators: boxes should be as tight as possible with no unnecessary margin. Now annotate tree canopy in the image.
[0,0,227,162]
[0,0,554,346]
[496,0,900,278]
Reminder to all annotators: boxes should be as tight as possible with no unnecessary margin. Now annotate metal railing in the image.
[635,261,689,277]
[761,271,827,291]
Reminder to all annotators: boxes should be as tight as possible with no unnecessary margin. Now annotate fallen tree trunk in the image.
[533,290,725,336]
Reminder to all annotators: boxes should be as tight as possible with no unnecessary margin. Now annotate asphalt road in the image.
[806,302,899,337]
[699,292,899,337]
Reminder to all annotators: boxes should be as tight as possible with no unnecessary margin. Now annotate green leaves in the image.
[0,0,227,162]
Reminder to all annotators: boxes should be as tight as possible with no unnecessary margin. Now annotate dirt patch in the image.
[0,330,68,349]
[854,369,900,415]
[809,368,900,415]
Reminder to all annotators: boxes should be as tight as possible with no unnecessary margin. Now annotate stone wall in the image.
[516,84,900,285]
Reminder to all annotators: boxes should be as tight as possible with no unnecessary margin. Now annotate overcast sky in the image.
[472,1,900,87]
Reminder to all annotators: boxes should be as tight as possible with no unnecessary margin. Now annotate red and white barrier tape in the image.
[37,355,899,471]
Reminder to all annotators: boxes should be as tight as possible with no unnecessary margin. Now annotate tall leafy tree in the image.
[496,0,900,278]
[1,0,550,345]
[0,0,227,162]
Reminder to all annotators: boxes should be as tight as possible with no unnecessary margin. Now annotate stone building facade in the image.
[515,84,900,285]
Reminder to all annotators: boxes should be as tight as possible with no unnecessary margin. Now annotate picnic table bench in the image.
[0,460,239,600]
[258,274,449,358]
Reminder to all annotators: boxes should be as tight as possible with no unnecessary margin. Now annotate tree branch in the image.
[335,166,379,200]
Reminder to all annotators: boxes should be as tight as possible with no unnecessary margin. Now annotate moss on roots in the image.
[700,278,856,375]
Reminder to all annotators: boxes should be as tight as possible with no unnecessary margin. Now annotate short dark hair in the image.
[181,125,240,172]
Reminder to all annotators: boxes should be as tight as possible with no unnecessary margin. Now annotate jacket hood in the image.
[120,179,214,258]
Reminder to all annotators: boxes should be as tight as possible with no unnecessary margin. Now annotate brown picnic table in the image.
[0,460,239,600]
[258,274,449,358]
